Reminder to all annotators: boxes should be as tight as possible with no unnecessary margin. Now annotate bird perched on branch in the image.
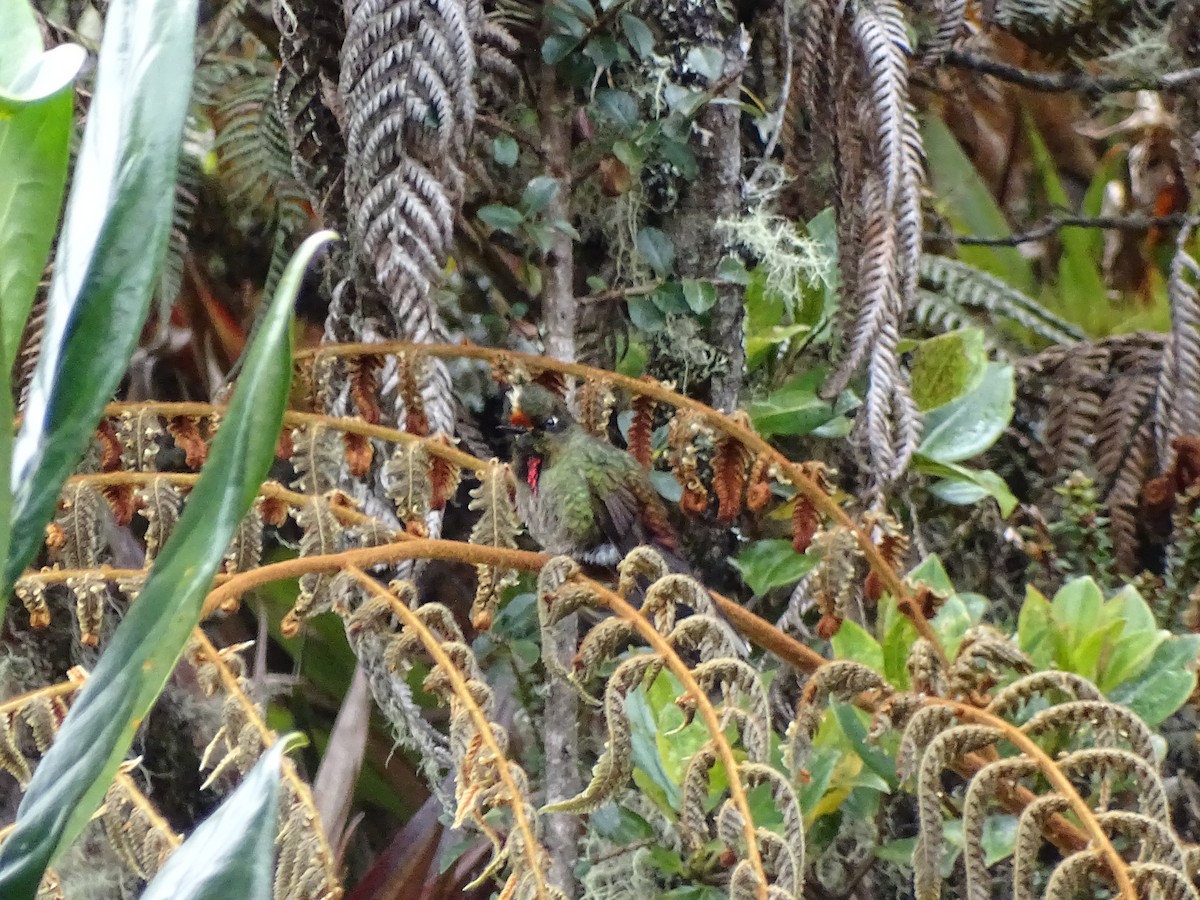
[504,382,690,574]
[505,382,749,656]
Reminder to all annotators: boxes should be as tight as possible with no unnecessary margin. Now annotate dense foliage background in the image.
[3,0,1200,897]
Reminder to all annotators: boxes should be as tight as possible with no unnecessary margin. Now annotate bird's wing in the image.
[583,442,688,571]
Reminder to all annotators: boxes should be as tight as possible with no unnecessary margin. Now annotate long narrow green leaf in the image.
[0,0,83,368]
[140,736,303,900]
[1023,111,1108,335]
[2,0,197,600]
[0,231,336,899]
[921,116,1035,294]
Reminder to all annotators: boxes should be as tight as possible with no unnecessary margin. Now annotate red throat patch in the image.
[526,456,542,495]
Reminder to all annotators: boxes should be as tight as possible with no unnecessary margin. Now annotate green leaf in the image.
[0,231,333,898]
[831,620,884,673]
[908,554,954,594]
[1017,585,1061,670]
[747,369,845,438]
[1024,112,1108,334]
[681,279,717,313]
[1050,577,1104,656]
[916,457,1018,517]
[627,295,667,331]
[595,88,638,128]
[0,91,74,371]
[716,255,751,285]
[636,226,675,278]
[492,134,518,166]
[477,203,525,233]
[910,328,987,412]
[732,539,819,596]
[1096,585,1162,690]
[542,33,580,64]
[583,33,623,68]
[3,0,198,601]
[1109,635,1200,726]
[918,363,1014,464]
[521,175,559,214]
[140,736,302,900]
[879,597,917,690]
[620,13,655,58]
[920,116,1034,293]
[684,46,724,82]
[832,703,897,789]
[0,1,82,368]
[559,0,597,24]
[0,0,85,111]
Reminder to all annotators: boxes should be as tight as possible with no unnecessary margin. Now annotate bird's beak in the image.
[498,407,532,435]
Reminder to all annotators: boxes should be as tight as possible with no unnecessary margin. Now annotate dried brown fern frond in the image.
[55,483,109,570]
[468,461,521,631]
[1017,333,1165,572]
[0,676,180,885]
[188,635,342,898]
[384,443,433,533]
[136,478,184,563]
[290,424,344,495]
[224,499,265,575]
[899,673,1185,900]
[273,0,346,225]
[116,410,165,473]
[284,497,345,636]
[537,554,791,897]
[99,763,181,881]
[342,568,565,900]
[801,0,925,489]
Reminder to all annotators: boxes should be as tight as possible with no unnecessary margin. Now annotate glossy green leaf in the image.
[3,0,198,601]
[620,13,655,57]
[140,737,302,900]
[747,369,844,438]
[832,702,897,789]
[1109,635,1200,726]
[1050,577,1104,653]
[831,620,884,673]
[918,363,1014,464]
[595,88,638,128]
[542,33,580,64]
[681,279,717,313]
[636,226,675,277]
[910,328,986,412]
[491,134,518,166]
[879,597,918,690]
[732,538,819,596]
[0,231,334,898]
[1017,585,1063,670]
[0,0,85,110]
[0,1,83,370]
[521,175,559,214]
[0,91,74,370]
[477,204,525,232]
[916,457,1017,517]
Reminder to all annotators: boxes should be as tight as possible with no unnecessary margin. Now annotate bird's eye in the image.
[545,415,559,430]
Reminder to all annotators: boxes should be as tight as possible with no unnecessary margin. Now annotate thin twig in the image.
[944,48,1200,95]
[932,212,1200,247]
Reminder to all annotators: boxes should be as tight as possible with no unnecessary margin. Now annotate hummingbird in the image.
[505,383,690,573]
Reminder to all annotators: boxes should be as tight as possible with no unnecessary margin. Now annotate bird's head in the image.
[507,383,575,447]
